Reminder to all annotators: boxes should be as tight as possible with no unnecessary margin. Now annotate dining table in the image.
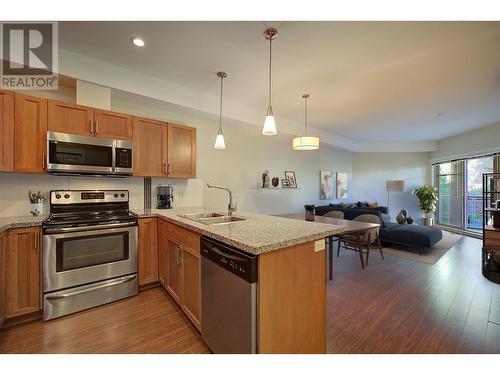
[276,213,380,280]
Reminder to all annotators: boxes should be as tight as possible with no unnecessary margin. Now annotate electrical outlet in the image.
[178,191,184,197]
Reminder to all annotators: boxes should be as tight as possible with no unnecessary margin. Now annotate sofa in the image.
[315,202,443,252]
[315,202,391,224]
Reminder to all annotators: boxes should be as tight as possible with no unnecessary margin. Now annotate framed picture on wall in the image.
[320,170,334,200]
[336,172,349,199]
[284,171,297,188]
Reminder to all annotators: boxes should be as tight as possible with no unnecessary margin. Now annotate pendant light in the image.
[214,71,227,150]
[292,94,320,150]
[262,27,278,136]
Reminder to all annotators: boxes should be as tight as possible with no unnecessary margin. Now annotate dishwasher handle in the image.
[203,243,248,262]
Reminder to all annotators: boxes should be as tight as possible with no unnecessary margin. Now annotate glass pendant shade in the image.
[214,133,226,149]
[262,105,277,135]
[292,136,320,150]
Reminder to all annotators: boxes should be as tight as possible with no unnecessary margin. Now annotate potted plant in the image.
[412,185,438,226]
[304,204,315,222]
[28,190,45,217]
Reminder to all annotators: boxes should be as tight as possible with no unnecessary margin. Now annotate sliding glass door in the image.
[465,157,493,232]
[434,154,497,234]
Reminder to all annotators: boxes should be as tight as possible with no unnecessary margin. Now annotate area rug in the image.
[381,231,463,265]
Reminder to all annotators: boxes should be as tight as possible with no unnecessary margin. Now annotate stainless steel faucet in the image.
[207,184,237,216]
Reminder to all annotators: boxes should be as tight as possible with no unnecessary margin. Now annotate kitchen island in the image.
[135,207,344,354]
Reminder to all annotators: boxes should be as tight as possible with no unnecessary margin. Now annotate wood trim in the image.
[258,240,326,353]
[0,90,14,172]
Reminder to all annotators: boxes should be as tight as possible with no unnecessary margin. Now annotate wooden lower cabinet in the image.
[138,218,158,286]
[0,232,6,327]
[157,219,201,330]
[4,227,41,319]
[181,246,200,329]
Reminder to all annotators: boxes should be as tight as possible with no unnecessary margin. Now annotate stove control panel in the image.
[50,190,129,204]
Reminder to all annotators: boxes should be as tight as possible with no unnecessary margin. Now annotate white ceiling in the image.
[59,21,500,144]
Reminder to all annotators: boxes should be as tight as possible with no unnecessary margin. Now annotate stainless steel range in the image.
[42,190,138,321]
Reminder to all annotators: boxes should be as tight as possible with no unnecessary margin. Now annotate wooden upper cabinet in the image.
[94,109,133,140]
[167,123,196,178]
[138,218,158,286]
[14,93,47,173]
[133,116,167,177]
[48,100,94,136]
[0,90,14,172]
[5,227,41,318]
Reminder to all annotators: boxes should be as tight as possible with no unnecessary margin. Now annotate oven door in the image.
[42,222,138,292]
[47,131,114,175]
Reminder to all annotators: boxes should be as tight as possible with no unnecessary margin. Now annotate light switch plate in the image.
[314,239,325,252]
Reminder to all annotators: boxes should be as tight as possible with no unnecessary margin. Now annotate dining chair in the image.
[324,211,344,219]
[338,214,384,268]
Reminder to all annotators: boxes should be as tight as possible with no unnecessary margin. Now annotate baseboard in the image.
[434,224,482,239]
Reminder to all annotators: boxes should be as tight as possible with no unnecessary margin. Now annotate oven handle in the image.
[46,274,137,300]
[44,221,137,234]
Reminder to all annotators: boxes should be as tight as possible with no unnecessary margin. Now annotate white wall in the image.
[352,152,431,222]
[0,91,352,217]
[431,121,500,162]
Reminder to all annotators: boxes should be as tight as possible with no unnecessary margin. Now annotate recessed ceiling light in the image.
[131,37,145,47]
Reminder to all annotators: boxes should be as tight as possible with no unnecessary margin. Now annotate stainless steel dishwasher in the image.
[201,236,258,354]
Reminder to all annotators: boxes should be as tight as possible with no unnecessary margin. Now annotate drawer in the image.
[166,221,201,253]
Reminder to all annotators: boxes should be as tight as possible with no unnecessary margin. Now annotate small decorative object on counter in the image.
[262,170,270,188]
[28,190,45,216]
[271,177,279,187]
[396,209,407,224]
[406,216,414,224]
[304,204,315,222]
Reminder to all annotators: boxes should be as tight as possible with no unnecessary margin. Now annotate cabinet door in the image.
[166,238,183,304]
[182,246,201,330]
[157,220,169,289]
[47,100,94,136]
[138,218,158,286]
[5,227,41,318]
[94,109,133,140]
[167,123,196,178]
[14,94,47,173]
[133,117,167,177]
[0,90,14,172]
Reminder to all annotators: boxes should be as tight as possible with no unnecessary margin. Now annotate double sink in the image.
[178,212,247,225]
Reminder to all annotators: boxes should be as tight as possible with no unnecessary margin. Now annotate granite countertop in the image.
[131,207,344,255]
[0,207,344,255]
[0,215,46,233]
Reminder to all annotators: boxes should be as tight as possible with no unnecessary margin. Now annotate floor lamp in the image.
[386,180,406,210]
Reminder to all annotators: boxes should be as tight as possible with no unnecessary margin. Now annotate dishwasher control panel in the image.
[201,237,257,283]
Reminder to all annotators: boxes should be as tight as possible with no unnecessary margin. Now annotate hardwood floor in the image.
[0,235,499,354]
[328,235,500,353]
[0,288,209,354]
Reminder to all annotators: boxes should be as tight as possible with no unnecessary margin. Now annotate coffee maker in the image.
[156,185,173,209]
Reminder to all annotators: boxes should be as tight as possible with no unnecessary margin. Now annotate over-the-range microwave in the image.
[47,131,133,177]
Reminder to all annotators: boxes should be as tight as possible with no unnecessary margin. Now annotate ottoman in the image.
[380,222,443,253]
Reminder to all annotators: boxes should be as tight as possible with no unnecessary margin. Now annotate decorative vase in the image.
[30,203,44,217]
[271,177,279,187]
[396,210,407,224]
[305,210,315,222]
[423,216,434,226]
[406,216,414,224]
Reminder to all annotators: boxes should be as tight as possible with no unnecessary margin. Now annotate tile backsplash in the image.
[0,173,203,217]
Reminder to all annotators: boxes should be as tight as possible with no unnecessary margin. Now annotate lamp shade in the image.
[386,180,406,192]
[214,134,226,149]
[292,136,320,150]
[262,115,277,135]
